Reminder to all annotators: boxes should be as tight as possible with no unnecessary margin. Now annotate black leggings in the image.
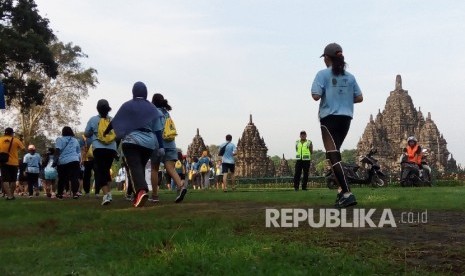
[82,160,94,194]
[320,115,352,193]
[26,172,39,196]
[57,161,81,196]
[122,143,153,193]
[93,148,116,191]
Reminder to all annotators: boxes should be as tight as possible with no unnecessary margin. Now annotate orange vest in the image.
[406,145,422,165]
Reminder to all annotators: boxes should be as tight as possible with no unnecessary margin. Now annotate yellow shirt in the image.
[0,135,25,166]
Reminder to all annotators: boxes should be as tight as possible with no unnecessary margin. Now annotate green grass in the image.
[0,186,464,275]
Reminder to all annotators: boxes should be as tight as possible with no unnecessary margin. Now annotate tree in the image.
[341,149,357,164]
[5,41,98,145]
[208,144,219,160]
[1,0,58,109]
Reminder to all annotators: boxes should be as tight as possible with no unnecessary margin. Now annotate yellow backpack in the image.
[200,163,209,173]
[162,115,177,142]
[97,117,116,145]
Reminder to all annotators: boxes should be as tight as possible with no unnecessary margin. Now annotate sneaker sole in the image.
[101,200,111,206]
[335,200,357,208]
[134,194,148,207]
[175,189,187,203]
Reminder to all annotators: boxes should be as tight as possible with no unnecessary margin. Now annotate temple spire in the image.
[395,75,402,90]
[249,114,253,124]
[196,128,199,136]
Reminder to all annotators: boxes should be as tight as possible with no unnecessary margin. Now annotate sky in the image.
[33,0,465,166]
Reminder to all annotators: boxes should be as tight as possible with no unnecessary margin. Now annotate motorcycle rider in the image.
[403,136,422,167]
[402,136,431,179]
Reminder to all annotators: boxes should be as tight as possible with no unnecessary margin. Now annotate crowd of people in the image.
[1,42,374,208]
[0,81,239,208]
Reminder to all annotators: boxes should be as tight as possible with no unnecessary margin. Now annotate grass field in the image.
[1,186,464,275]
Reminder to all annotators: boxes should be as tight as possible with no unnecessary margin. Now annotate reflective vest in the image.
[296,140,311,160]
[406,145,422,165]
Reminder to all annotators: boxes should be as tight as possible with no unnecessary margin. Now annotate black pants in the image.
[320,115,352,193]
[83,160,94,194]
[93,148,116,192]
[122,143,153,193]
[26,172,39,196]
[57,161,81,196]
[293,160,310,190]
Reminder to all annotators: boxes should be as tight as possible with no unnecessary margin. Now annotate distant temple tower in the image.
[276,154,292,177]
[236,115,275,177]
[357,75,456,173]
[187,128,208,159]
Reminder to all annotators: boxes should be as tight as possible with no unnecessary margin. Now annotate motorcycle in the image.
[326,149,387,189]
[400,149,432,187]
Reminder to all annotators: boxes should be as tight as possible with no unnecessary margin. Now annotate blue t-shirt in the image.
[85,115,118,151]
[311,68,362,120]
[121,117,163,150]
[55,136,81,165]
[219,142,236,164]
[23,153,41,173]
[159,108,176,150]
[198,156,211,167]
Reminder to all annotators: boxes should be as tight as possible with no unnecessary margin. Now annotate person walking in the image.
[42,147,57,198]
[293,131,313,191]
[219,134,237,192]
[311,42,363,208]
[198,150,212,189]
[85,99,118,205]
[109,81,164,207]
[0,127,25,200]
[150,93,187,203]
[81,136,94,197]
[23,144,41,197]
[53,126,81,199]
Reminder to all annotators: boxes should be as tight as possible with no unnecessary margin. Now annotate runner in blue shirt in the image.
[311,43,363,208]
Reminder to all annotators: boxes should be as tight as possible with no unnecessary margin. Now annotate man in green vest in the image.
[294,130,313,191]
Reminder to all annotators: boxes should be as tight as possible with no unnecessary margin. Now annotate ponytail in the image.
[330,54,346,76]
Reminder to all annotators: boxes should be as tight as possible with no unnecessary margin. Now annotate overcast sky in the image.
[34,0,465,166]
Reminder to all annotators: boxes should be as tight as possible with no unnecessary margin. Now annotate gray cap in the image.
[320,43,343,58]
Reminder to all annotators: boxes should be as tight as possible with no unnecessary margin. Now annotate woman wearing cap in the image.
[23,145,42,197]
[311,42,363,208]
[84,99,118,206]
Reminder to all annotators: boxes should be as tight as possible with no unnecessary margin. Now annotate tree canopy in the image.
[0,0,58,109]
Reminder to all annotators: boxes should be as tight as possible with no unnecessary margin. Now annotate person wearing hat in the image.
[23,144,42,197]
[294,130,313,191]
[84,99,118,206]
[311,42,363,208]
[0,127,25,200]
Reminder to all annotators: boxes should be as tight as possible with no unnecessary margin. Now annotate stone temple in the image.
[356,75,457,173]
[235,115,275,177]
[276,154,292,177]
[187,128,208,159]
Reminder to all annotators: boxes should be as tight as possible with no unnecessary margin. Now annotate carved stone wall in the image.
[357,75,456,173]
[236,115,276,177]
[187,128,208,159]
